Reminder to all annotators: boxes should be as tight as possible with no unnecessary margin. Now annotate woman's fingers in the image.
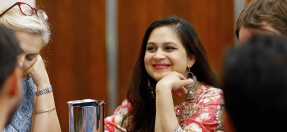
[157,71,194,94]
[177,72,187,80]
[24,68,31,80]
[24,55,50,88]
[172,79,191,96]
[180,86,188,94]
[177,79,193,89]
[172,91,182,97]
[24,56,39,76]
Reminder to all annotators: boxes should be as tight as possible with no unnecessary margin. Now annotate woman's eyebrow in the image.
[147,41,179,47]
[163,42,179,47]
[27,53,39,56]
[147,42,156,45]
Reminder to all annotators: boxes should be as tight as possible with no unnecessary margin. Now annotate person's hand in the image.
[156,71,193,97]
[24,55,50,90]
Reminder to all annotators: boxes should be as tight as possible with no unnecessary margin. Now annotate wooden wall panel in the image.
[36,0,107,131]
[118,0,234,103]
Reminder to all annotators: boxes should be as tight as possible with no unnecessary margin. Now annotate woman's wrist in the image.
[156,85,168,94]
[156,81,172,92]
[156,84,173,97]
[35,85,53,96]
[36,81,51,90]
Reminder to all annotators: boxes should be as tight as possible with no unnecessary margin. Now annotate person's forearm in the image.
[155,113,162,132]
[32,85,61,132]
[155,85,179,132]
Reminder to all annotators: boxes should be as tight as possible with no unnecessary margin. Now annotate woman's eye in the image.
[147,47,156,51]
[166,47,176,50]
[26,56,33,61]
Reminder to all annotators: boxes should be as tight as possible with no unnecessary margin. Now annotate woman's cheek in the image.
[144,53,154,64]
[23,60,35,71]
[144,55,149,66]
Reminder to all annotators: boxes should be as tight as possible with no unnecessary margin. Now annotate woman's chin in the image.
[151,74,167,82]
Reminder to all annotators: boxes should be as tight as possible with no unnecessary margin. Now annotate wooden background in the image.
[36,0,234,131]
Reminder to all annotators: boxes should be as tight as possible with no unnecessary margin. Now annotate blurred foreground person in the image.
[222,35,287,132]
[0,26,22,131]
[218,0,287,131]
[0,2,60,132]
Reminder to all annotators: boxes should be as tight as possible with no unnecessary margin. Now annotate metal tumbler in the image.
[67,99,107,132]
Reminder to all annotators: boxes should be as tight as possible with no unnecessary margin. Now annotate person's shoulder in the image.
[111,99,132,118]
[121,99,130,106]
[201,82,223,94]
[118,99,132,110]
[200,82,224,105]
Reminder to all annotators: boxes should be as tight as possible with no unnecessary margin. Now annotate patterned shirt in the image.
[4,77,35,132]
[104,83,224,132]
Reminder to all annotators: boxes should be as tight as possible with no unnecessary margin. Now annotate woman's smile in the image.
[152,63,171,70]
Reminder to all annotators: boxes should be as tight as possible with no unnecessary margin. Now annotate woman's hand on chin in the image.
[24,55,50,90]
[156,71,192,97]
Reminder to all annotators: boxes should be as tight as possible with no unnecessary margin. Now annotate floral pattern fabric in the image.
[104,83,224,132]
[4,77,35,132]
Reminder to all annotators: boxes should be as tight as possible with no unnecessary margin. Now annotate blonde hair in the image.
[236,0,287,38]
[0,5,51,47]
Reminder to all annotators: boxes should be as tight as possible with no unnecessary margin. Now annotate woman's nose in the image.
[153,50,165,60]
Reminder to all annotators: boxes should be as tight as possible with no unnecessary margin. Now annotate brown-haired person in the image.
[104,16,224,132]
[236,0,287,44]
[0,26,22,131]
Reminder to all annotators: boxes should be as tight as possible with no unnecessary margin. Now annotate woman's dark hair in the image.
[122,16,219,132]
[223,35,287,132]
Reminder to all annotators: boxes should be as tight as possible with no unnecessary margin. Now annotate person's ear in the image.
[187,55,196,68]
[8,68,21,97]
[224,111,236,132]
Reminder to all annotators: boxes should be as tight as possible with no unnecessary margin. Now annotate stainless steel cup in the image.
[67,99,107,132]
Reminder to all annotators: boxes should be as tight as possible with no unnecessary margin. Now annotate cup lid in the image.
[67,99,106,106]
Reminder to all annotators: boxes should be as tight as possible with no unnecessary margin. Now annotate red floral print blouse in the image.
[104,83,224,132]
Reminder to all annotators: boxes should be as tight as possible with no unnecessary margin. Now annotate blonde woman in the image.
[0,2,60,132]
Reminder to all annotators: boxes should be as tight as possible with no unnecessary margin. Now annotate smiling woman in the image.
[0,2,61,132]
[144,26,194,82]
[104,16,224,132]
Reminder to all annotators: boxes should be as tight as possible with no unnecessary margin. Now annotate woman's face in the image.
[239,24,280,44]
[15,31,43,71]
[144,26,195,81]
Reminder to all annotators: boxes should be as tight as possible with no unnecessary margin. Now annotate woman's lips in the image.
[152,64,171,70]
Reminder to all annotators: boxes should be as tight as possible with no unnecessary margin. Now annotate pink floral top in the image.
[104,83,224,132]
